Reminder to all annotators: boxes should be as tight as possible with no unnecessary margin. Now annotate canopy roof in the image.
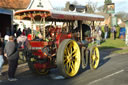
[15,9,104,21]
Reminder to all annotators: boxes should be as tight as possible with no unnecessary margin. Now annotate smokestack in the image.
[69,4,87,13]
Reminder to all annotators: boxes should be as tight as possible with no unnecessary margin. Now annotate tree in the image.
[116,12,128,21]
[86,1,98,13]
[97,5,104,12]
[104,0,112,4]
[64,1,70,11]
[72,0,78,5]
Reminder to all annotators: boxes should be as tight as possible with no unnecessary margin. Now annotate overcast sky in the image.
[49,0,128,13]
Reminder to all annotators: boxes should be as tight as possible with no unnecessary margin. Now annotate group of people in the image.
[0,27,30,82]
[91,24,102,46]
[104,24,117,40]
[92,24,117,46]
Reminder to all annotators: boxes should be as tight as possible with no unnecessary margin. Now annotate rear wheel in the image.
[57,39,81,78]
[27,58,49,75]
[89,46,100,70]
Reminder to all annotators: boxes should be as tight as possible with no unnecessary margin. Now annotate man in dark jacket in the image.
[4,36,19,81]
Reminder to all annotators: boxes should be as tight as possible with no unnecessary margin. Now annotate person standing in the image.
[4,34,9,46]
[95,25,101,33]
[111,25,116,40]
[0,38,4,76]
[4,36,19,81]
[16,28,22,37]
[104,24,109,40]
[96,29,102,46]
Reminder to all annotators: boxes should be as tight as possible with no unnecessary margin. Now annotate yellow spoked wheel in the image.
[89,46,100,70]
[57,39,81,78]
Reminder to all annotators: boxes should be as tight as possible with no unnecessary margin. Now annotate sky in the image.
[49,0,128,13]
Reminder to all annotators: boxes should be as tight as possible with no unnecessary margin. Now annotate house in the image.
[95,12,110,26]
[0,0,31,36]
[0,8,13,37]
[27,0,53,9]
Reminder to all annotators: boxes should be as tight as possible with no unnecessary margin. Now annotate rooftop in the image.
[0,0,31,9]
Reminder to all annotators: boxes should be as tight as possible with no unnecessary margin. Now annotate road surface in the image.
[0,49,128,85]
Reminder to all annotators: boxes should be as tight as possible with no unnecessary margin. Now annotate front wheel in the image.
[57,39,81,78]
[89,45,100,70]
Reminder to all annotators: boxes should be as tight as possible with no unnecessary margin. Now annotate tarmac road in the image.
[0,49,128,85]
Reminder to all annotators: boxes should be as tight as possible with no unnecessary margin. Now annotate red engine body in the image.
[27,27,72,69]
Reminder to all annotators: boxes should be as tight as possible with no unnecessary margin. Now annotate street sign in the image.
[111,16,117,26]
[107,3,115,14]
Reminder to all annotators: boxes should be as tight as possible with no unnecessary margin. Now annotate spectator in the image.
[111,25,116,40]
[22,28,27,36]
[96,29,102,46]
[4,36,19,81]
[17,34,27,48]
[26,27,31,36]
[0,38,4,76]
[16,28,22,37]
[95,25,101,33]
[4,35,9,46]
[104,24,109,40]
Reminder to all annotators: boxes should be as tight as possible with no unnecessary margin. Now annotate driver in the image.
[34,26,43,40]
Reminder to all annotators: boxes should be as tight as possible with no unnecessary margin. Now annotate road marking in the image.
[88,69,124,85]
[49,74,65,80]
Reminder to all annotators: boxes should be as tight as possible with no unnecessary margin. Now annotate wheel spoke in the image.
[67,62,71,73]
[66,47,70,55]
[95,56,99,61]
[72,47,77,53]
[70,61,75,71]
[94,48,99,61]
[69,43,73,50]
[64,57,68,64]
[94,49,97,57]
[72,52,77,57]
[91,56,95,65]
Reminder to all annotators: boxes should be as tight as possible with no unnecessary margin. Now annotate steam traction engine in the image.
[15,9,104,78]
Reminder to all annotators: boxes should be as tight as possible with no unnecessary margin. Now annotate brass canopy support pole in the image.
[67,22,69,32]
[93,21,95,26]
[80,21,82,41]
[31,18,34,39]
[43,17,45,40]
[72,21,74,30]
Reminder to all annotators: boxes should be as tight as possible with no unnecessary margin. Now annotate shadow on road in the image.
[98,46,122,67]
[78,46,122,76]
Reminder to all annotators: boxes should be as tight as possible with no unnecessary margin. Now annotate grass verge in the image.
[99,38,128,54]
